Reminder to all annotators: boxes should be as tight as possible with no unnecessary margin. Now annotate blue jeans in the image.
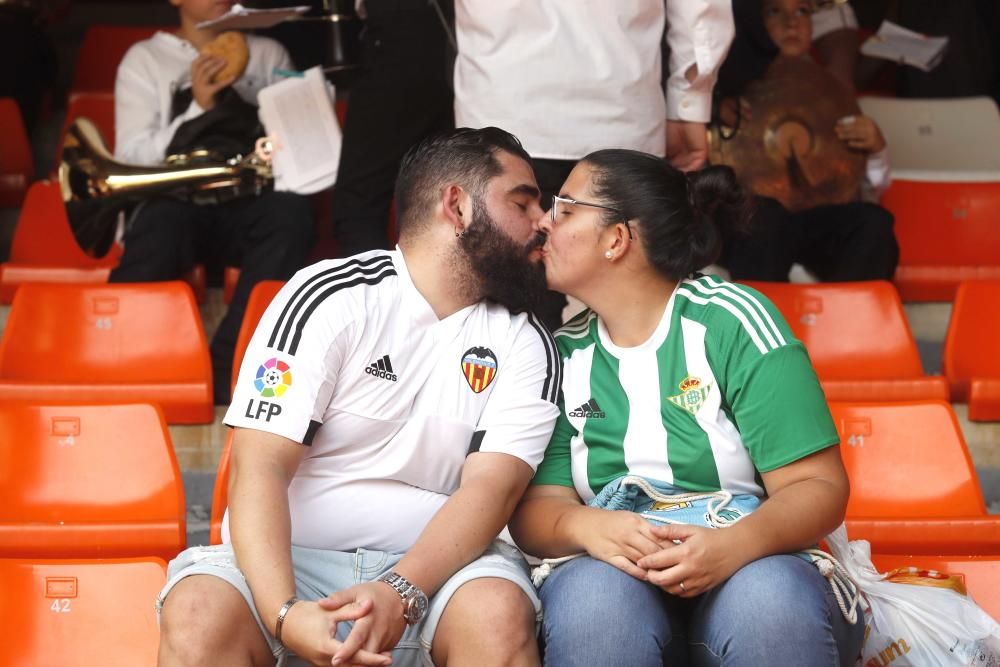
[539,554,864,666]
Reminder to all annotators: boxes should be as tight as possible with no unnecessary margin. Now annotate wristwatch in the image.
[376,570,429,625]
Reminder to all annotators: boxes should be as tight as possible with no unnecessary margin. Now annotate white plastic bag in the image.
[825,524,1000,666]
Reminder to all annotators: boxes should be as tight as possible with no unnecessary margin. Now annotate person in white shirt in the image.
[155,127,561,667]
[110,0,315,404]
[453,0,734,328]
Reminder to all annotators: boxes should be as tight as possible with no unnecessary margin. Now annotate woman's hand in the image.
[835,114,886,153]
[636,524,748,597]
[570,507,663,580]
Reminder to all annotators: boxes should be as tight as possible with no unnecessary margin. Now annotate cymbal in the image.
[709,56,866,212]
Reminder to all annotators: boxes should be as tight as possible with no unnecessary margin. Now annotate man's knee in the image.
[159,575,270,666]
[435,578,536,657]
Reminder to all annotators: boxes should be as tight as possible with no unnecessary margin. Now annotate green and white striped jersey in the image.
[533,275,838,501]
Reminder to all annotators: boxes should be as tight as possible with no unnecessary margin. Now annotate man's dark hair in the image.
[394,127,531,236]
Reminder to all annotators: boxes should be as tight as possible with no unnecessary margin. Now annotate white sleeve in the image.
[224,269,357,445]
[114,45,203,166]
[473,314,560,470]
[664,0,735,122]
[811,4,859,41]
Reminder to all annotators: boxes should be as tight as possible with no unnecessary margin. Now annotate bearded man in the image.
[156,127,560,667]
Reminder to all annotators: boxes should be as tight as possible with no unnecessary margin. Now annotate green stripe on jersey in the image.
[657,321,721,491]
[582,351,629,496]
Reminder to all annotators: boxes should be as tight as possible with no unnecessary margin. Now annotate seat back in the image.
[740,281,923,380]
[943,280,1000,401]
[829,401,986,518]
[880,180,1000,301]
[230,280,286,391]
[71,25,163,94]
[0,557,165,666]
[0,403,185,559]
[0,98,34,207]
[7,180,113,267]
[857,96,1000,180]
[210,430,234,545]
[0,282,209,385]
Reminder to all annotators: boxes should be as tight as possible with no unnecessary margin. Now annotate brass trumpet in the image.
[57,117,273,255]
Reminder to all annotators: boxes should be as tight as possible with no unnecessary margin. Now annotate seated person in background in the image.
[511,150,863,665]
[112,0,315,404]
[718,0,897,283]
[156,127,560,667]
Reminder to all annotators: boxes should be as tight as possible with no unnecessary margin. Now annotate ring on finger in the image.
[679,581,687,593]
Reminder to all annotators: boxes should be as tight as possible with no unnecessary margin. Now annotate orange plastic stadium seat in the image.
[0,181,119,303]
[880,180,1000,301]
[229,279,286,391]
[0,403,185,560]
[869,554,1000,622]
[943,280,1000,420]
[741,281,948,401]
[210,430,234,545]
[0,557,165,666]
[71,25,163,94]
[0,98,34,207]
[831,400,1000,554]
[210,280,285,543]
[0,282,213,424]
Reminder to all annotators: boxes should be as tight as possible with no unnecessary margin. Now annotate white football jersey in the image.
[224,249,560,552]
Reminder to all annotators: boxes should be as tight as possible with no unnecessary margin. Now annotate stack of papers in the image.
[196,3,310,31]
[258,67,341,194]
[861,20,949,73]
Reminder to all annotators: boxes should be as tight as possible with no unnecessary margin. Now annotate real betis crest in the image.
[667,376,711,415]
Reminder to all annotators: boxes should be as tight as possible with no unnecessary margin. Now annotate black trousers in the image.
[723,197,899,282]
[109,192,315,403]
[331,1,454,257]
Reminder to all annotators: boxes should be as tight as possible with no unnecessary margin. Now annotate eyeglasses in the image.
[550,194,633,239]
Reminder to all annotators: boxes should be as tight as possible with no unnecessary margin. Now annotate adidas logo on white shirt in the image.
[569,398,605,419]
[365,354,398,382]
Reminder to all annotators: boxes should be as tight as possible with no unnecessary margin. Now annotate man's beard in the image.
[458,199,548,314]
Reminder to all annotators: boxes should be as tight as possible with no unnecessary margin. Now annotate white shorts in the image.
[156,539,541,666]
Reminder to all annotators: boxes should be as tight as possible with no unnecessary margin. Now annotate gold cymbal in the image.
[709,56,866,212]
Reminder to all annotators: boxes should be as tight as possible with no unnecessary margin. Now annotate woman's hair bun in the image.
[687,165,751,237]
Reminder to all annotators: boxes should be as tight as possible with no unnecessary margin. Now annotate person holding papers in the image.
[112,0,315,404]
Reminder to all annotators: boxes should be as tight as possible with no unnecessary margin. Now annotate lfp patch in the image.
[254,357,292,398]
[667,375,711,415]
[461,347,498,393]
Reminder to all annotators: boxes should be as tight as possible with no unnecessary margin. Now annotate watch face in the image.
[405,592,429,624]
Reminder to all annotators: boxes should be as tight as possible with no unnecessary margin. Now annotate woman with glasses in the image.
[510,149,863,665]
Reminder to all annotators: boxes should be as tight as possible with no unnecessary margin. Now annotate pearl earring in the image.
[605,250,614,260]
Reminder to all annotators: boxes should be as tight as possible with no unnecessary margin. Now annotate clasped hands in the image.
[280,580,405,667]
[581,509,746,598]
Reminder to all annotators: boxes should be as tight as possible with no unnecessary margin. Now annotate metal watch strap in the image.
[274,596,300,646]
[376,570,426,624]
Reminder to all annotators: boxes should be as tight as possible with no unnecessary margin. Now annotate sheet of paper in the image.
[258,67,341,195]
[196,3,310,31]
[861,20,949,73]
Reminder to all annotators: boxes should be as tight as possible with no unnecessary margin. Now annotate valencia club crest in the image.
[461,346,498,393]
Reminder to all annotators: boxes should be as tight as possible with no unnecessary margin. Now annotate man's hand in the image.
[190,53,235,111]
[666,119,709,172]
[636,524,747,597]
[280,599,391,667]
[317,581,408,666]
